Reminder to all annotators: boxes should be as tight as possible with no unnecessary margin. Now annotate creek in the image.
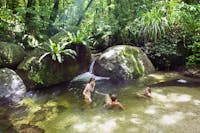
[0,72,200,133]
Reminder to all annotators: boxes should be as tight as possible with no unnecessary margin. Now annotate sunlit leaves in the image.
[38,40,77,63]
[134,2,172,42]
[22,34,39,48]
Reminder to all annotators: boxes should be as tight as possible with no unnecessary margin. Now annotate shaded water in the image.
[0,72,200,133]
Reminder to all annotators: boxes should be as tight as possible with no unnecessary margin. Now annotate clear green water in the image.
[0,72,200,133]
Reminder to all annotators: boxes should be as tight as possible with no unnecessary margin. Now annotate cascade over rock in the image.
[94,45,155,81]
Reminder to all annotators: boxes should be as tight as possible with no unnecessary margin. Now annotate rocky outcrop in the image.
[17,45,91,89]
[0,68,26,102]
[0,42,25,68]
[184,68,200,78]
[94,45,155,81]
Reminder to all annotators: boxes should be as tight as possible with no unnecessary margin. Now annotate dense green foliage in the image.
[38,40,77,63]
[0,0,199,69]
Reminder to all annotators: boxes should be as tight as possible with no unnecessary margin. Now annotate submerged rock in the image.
[18,124,44,133]
[0,42,25,68]
[94,45,155,81]
[0,68,26,102]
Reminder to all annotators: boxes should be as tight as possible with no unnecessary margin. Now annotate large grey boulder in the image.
[0,68,26,102]
[94,45,155,81]
[0,42,25,68]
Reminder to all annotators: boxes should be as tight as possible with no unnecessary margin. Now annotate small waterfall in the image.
[70,58,110,83]
[89,59,96,73]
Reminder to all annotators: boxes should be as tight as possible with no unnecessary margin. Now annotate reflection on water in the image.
[153,93,192,103]
[144,105,158,114]
[159,112,184,125]
[0,72,200,133]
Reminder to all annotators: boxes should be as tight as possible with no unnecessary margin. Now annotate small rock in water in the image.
[177,79,187,83]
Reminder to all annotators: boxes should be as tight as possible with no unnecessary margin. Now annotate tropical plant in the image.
[187,42,200,67]
[133,3,171,42]
[144,18,191,71]
[186,23,200,67]
[65,30,88,45]
[38,39,76,63]
[144,2,199,68]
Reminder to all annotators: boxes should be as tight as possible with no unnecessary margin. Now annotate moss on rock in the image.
[94,45,155,81]
[17,45,91,89]
[0,42,25,68]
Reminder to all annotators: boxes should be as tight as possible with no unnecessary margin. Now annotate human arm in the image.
[83,84,89,96]
[95,90,107,96]
[116,102,125,110]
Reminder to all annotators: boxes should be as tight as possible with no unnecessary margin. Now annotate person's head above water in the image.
[88,77,95,83]
[110,94,117,102]
[145,87,151,93]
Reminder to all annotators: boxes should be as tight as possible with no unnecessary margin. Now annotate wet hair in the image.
[88,77,95,83]
[110,94,117,101]
[145,87,151,93]
[148,88,151,93]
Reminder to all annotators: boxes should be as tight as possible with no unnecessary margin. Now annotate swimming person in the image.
[144,87,152,98]
[82,77,96,104]
[136,87,152,99]
[95,91,125,110]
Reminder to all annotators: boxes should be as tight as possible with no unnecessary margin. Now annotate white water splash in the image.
[71,72,110,82]
[89,59,96,73]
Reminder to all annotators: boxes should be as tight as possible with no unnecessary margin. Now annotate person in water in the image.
[95,91,125,110]
[82,77,96,104]
[144,87,152,98]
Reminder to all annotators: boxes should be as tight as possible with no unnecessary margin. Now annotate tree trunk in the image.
[48,0,59,29]
[25,0,36,35]
[76,0,94,26]
[46,0,60,36]
[107,0,111,13]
